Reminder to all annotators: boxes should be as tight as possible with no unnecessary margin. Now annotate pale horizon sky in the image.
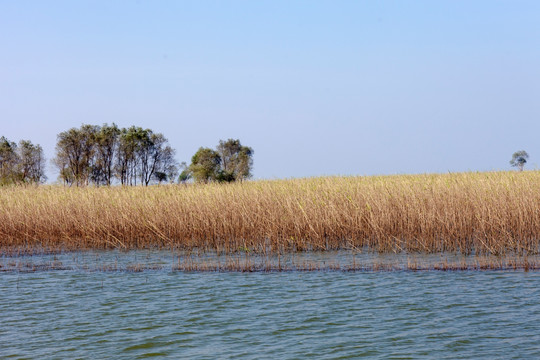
[1,1,539,180]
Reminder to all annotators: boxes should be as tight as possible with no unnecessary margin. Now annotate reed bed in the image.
[1,171,540,256]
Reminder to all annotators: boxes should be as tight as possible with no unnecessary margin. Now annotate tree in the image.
[0,137,46,185]
[93,123,120,186]
[159,144,179,183]
[216,139,254,181]
[17,140,46,183]
[116,126,142,186]
[54,125,98,186]
[189,147,221,183]
[139,131,178,186]
[185,139,254,184]
[510,150,529,171]
[113,127,178,186]
[233,145,254,180]
[0,136,20,185]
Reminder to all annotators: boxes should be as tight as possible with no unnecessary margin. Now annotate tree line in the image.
[54,124,178,186]
[0,124,254,186]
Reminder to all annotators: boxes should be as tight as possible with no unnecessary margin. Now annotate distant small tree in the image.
[510,150,529,171]
[177,162,191,183]
[153,171,168,184]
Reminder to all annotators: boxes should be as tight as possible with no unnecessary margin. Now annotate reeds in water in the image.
[1,251,539,272]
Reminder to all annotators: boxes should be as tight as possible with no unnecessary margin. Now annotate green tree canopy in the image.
[189,147,222,183]
[185,139,254,184]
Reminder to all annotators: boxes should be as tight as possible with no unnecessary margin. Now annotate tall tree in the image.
[116,126,143,185]
[54,125,98,186]
[152,146,178,184]
[115,126,178,186]
[93,123,120,186]
[233,144,254,181]
[138,131,178,186]
[0,136,20,185]
[159,144,179,183]
[17,140,46,183]
[216,139,254,181]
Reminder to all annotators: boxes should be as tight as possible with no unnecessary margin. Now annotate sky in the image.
[1,1,539,180]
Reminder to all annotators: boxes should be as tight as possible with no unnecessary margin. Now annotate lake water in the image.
[2,251,540,359]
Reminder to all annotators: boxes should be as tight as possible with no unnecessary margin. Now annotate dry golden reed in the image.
[1,171,540,255]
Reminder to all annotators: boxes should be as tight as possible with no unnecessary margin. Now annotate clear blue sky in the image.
[1,1,539,180]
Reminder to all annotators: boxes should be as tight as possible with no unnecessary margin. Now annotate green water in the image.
[2,251,540,359]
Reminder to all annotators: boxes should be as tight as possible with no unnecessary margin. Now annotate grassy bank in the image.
[1,171,540,255]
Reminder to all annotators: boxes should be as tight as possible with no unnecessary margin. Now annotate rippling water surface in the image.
[2,252,540,359]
